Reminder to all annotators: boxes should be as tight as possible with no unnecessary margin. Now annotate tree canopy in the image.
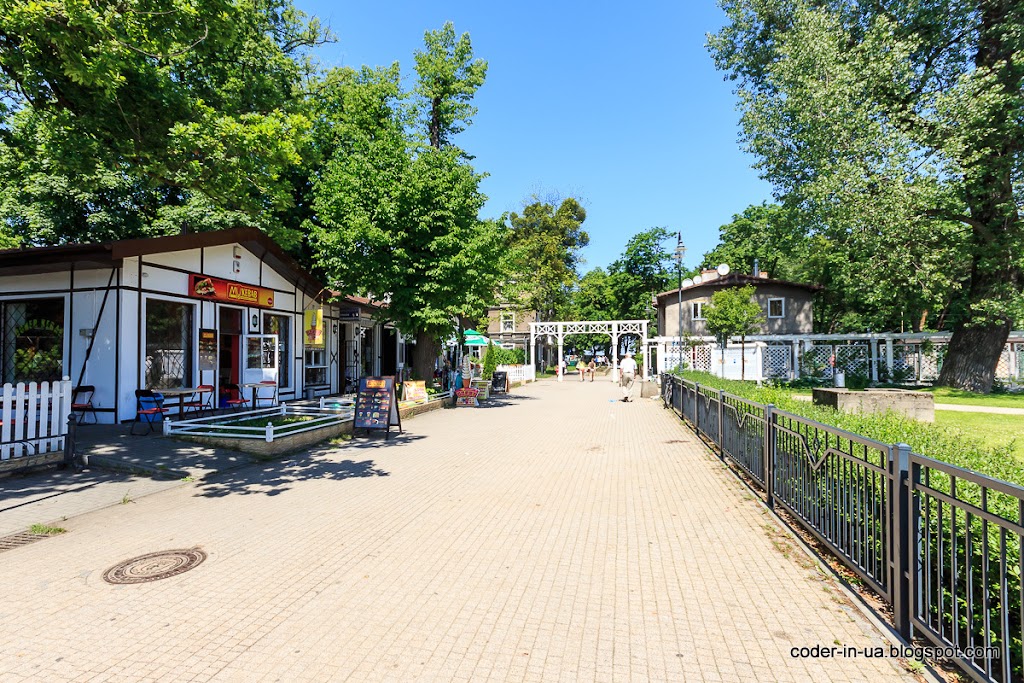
[308,24,503,380]
[710,0,1024,391]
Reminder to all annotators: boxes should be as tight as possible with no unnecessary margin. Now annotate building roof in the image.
[0,227,327,299]
[654,272,820,301]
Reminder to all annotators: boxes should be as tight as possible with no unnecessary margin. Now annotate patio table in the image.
[240,382,277,408]
[154,387,201,417]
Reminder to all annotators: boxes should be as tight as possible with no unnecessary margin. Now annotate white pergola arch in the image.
[530,320,649,382]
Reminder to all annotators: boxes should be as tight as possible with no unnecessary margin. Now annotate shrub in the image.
[482,342,497,380]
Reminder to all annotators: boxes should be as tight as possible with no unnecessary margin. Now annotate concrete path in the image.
[0,381,914,682]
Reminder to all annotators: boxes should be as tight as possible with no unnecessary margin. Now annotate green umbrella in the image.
[463,329,491,346]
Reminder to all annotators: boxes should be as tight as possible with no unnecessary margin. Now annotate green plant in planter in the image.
[482,341,497,380]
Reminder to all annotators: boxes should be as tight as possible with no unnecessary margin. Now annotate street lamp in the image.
[674,232,686,370]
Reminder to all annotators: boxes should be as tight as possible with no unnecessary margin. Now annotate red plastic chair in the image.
[222,383,250,412]
[130,390,167,435]
[71,385,98,425]
[183,384,215,417]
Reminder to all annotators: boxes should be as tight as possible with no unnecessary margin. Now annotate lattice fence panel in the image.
[919,345,946,381]
[835,344,869,376]
[693,345,711,372]
[763,345,791,379]
[996,348,1012,380]
[804,344,834,379]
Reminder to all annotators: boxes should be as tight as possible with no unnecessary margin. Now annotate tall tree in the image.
[711,0,1024,391]
[608,227,673,321]
[413,21,487,150]
[704,284,764,380]
[310,25,501,381]
[503,197,590,321]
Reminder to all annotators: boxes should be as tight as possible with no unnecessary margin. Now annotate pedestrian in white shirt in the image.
[619,352,638,402]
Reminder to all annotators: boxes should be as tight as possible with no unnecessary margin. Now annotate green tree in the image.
[414,22,488,150]
[608,226,673,320]
[710,1,1024,391]
[0,0,328,248]
[704,284,764,380]
[503,197,590,321]
[309,24,502,382]
[482,341,497,380]
[700,204,806,280]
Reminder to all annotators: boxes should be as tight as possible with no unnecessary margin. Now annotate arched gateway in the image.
[529,320,650,382]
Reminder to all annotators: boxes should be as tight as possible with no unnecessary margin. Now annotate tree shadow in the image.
[0,467,134,512]
[342,432,427,449]
[195,446,390,498]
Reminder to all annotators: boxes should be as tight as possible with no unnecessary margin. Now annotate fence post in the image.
[717,389,725,459]
[162,417,172,436]
[892,442,913,641]
[764,404,775,509]
[265,422,274,443]
[693,382,700,434]
[63,413,77,468]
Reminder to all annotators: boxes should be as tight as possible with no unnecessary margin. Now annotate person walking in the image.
[619,352,638,402]
[588,358,596,382]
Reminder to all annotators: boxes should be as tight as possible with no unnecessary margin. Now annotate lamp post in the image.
[674,232,686,370]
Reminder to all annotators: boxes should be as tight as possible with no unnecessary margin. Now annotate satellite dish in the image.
[682,278,693,288]
[692,274,704,285]
[717,263,731,276]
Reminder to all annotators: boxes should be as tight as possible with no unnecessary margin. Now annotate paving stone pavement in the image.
[0,380,916,682]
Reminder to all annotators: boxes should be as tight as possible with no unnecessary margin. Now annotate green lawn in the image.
[784,385,1024,409]
[934,410,1024,461]
[918,386,1024,408]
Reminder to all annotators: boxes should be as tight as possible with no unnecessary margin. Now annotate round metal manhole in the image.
[103,548,207,585]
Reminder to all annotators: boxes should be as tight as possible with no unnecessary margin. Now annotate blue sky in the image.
[297,0,774,271]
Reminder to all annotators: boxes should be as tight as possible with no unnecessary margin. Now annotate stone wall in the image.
[812,388,934,422]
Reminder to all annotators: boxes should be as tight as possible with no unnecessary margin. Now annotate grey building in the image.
[656,271,818,338]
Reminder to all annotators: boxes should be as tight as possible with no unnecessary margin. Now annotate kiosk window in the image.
[1,298,65,384]
[146,300,193,389]
[263,314,290,387]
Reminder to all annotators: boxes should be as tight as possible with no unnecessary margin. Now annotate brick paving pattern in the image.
[0,380,914,682]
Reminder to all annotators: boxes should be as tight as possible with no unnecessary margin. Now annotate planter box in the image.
[812,387,934,422]
[176,419,353,458]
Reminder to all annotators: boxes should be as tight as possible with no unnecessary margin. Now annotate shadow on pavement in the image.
[195,447,390,498]
[0,468,127,512]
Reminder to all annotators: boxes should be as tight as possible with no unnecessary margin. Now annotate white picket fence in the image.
[497,364,536,384]
[0,377,72,467]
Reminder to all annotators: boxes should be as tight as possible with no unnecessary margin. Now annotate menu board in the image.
[199,329,217,372]
[403,380,428,403]
[354,376,402,437]
[455,387,479,407]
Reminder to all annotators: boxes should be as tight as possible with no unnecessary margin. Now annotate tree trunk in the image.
[936,323,1009,393]
[740,336,746,380]
[935,4,1022,393]
[411,330,439,382]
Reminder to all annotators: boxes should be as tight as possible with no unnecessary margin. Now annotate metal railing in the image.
[660,373,1023,683]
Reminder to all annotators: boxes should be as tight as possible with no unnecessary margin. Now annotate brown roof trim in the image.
[655,273,821,300]
[0,228,327,298]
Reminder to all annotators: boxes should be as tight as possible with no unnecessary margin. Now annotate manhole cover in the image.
[103,548,206,584]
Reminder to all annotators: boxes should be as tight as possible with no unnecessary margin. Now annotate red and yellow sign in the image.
[304,309,324,347]
[189,274,274,308]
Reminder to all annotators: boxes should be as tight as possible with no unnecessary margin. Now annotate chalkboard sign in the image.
[354,376,402,438]
[199,329,217,372]
[491,371,508,393]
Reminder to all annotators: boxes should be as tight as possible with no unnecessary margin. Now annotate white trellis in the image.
[530,320,649,382]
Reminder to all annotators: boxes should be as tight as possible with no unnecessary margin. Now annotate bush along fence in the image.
[1,378,76,473]
[660,373,1023,683]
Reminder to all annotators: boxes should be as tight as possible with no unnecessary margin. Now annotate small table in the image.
[155,387,201,417]
[240,382,276,408]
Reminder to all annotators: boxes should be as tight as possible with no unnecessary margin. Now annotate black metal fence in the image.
[661,373,1023,683]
